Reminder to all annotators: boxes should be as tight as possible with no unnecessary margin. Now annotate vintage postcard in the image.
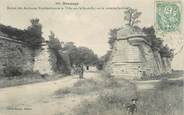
[0,0,183,115]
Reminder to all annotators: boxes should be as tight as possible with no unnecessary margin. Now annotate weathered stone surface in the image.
[0,36,34,76]
[33,44,53,75]
[106,26,172,80]
[162,57,172,73]
[153,50,164,74]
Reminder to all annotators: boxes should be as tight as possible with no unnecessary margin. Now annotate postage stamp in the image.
[156,1,182,32]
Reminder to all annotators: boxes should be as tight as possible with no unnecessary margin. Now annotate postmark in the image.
[156,1,181,32]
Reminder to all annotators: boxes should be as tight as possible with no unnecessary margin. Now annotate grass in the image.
[137,80,183,115]
[70,73,184,115]
[54,71,137,98]
[0,72,65,88]
[72,81,137,115]
[54,79,100,96]
[140,70,184,80]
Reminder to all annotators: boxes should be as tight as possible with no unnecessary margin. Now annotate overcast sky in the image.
[0,0,184,69]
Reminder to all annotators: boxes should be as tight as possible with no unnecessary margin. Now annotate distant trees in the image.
[124,7,142,27]
[77,47,98,66]
[96,51,112,70]
[62,42,98,67]
[47,32,99,74]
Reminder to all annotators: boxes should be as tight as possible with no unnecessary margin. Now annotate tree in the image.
[142,26,174,58]
[77,47,98,65]
[63,42,79,66]
[63,43,98,67]
[96,51,112,70]
[142,26,163,50]
[159,45,174,58]
[108,28,119,49]
[48,31,62,50]
[48,32,71,75]
[25,18,44,50]
[28,19,42,36]
[124,7,142,27]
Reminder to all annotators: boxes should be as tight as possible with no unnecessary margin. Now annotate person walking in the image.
[79,64,84,79]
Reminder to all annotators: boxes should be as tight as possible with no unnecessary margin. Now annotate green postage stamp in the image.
[156,1,182,32]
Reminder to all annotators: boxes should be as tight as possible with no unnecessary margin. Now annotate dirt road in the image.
[0,72,99,115]
[0,74,81,115]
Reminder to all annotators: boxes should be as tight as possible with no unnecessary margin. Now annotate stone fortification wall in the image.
[0,36,34,76]
[106,26,172,79]
[33,44,53,75]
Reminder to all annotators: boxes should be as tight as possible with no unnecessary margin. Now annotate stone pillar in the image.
[33,45,53,75]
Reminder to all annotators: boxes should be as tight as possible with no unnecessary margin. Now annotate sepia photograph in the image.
[0,0,183,115]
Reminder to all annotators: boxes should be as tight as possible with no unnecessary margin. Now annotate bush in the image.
[55,79,100,96]
[3,65,22,78]
[156,78,183,90]
[139,70,184,80]
[74,79,137,115]
[0,19,43,50]
[73,79,183,115]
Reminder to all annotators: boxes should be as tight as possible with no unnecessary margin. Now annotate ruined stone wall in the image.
[0,36,34,76]
[138,43,160,77]
[161,57,172,73]
[153,50,164,74]
[33,45,53,75]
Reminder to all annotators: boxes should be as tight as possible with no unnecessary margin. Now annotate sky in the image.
[0,0,184,70]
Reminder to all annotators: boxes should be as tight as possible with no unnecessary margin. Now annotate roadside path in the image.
[0,74,80,115]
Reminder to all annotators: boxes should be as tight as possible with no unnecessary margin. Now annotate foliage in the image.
[26,19,43,50]
[63,42,98,66]
[48,31,62,50]
[159,45,174,58]
[139,70,184,81]
[142,26,163,49]
[142,26,174,58]
[137,82,183,115]
[47,31,99,74]
[72,77,183,115]
[71,77,137,115]
[108,28,119,49]
[54,72,136,98]
[0,72,66,88]
[0,18,43,50]
[55,79,99,96]
[77,47,98,65]
[3,65,22,78]
[96,51,112,70]
[48,32,71,75]
[124,7,142,26]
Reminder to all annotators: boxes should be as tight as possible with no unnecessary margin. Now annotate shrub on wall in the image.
[0,19,44,51]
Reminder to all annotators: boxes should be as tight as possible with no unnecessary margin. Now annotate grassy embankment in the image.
[55,72,184,115]
[0,72,66,88]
